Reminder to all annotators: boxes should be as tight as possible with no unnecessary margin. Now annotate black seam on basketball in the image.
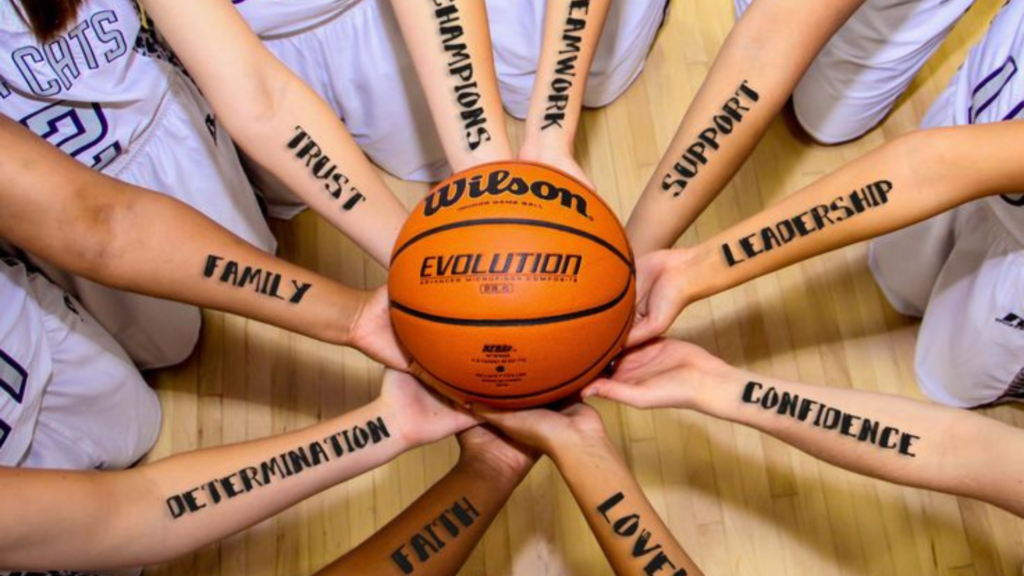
[391,275,632,327]
[418,295,633,400]
[391,218,633,270]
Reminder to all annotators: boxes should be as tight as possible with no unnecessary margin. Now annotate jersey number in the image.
[0,348,27,451]
[19,101,123,170]
[967,56,1023,208]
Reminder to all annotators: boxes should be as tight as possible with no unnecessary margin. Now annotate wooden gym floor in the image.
[144,0,1024,574]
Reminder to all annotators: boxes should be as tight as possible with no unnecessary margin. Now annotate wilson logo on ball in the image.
[423,170,591,218]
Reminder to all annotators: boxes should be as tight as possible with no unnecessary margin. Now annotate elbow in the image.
[213,64,294,144]
[68,180,164,287]
[895,127,993,207]
[57,185,124,282]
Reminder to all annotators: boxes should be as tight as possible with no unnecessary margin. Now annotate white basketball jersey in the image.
[233,0,366,37]
[951,0,1024,242]
[0,258,51,467]
[0,0,179,171]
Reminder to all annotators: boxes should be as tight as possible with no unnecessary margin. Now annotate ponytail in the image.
[11,0,86,42]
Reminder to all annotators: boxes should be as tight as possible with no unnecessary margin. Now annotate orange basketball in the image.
[388,161,636,409]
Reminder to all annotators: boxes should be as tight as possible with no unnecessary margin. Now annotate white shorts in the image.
[734,0,976,144]
[0,257,160,471]
[868,0,1024,407]
[247,0,668,218]
[246,0,449,219]
[486,0,672,119]
[12,71,277,369]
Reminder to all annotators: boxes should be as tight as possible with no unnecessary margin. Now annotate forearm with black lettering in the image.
[692,371,1024,517]
[520,0,612,158]
[0,117,365,348]
[142,0,407,265]
[389,0,512,170]
[316,449,533,575]
[551,434,703,576]
[0,400,410,570]
[670,123,1024,304]
[107,191,367,348]
[626,0,868,255]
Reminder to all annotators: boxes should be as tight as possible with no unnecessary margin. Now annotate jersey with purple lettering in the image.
[952,0,1024,240]
[0,1,178,171]
[0,258,52,467]
[232,0,364,37]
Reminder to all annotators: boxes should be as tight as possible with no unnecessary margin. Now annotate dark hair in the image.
[11,0,86,42]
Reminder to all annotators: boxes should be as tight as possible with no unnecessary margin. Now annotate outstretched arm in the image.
[518,0,614,187]
[586,340,1024,517]
[630,121,1024,344]
[0,117,406,368]
[626,0,868,255]
[0,372,476,571]
[389,0,513,171]
[142,0,407,265]
[482,404,703,576]
[317,426,536,575]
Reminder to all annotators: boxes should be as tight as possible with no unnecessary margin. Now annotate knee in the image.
[129,309,202,370]
[791,100,868,146]
[913,346,1009,409]
[104,367,162,469]
[581,78,631,111]
[790,90,878,145]
[499,86,530,121]
[129,386,162,464]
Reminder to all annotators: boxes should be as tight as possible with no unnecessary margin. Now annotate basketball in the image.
[388,161,636,409]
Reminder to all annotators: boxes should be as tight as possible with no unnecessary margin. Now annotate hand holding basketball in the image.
[348,286,411,370]
[517,142,595,190]
[628,249,697,347]
[475,402,607,458]
[583,339,738,411]
[389,162,635,409]
[456,425,538,479]
[379,369,480,448]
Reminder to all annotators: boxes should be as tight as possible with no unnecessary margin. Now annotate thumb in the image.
[384,347,413,372]
[582,378,651,409]
[469,403,508,426]
[578,173,596,191]
[628,284,687,347]
[626,315,664,348]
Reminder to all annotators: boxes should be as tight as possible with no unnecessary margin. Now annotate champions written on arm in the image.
[429,0,492,151]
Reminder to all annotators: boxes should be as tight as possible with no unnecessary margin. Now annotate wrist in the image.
[453,141,515,173]
[519,134,574,161]
[672,244,722,303]
[336,288,373,348]
[548,426,613,468]
[693,369,750,420]
[370,397,420,456]
[458,449,535,485]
